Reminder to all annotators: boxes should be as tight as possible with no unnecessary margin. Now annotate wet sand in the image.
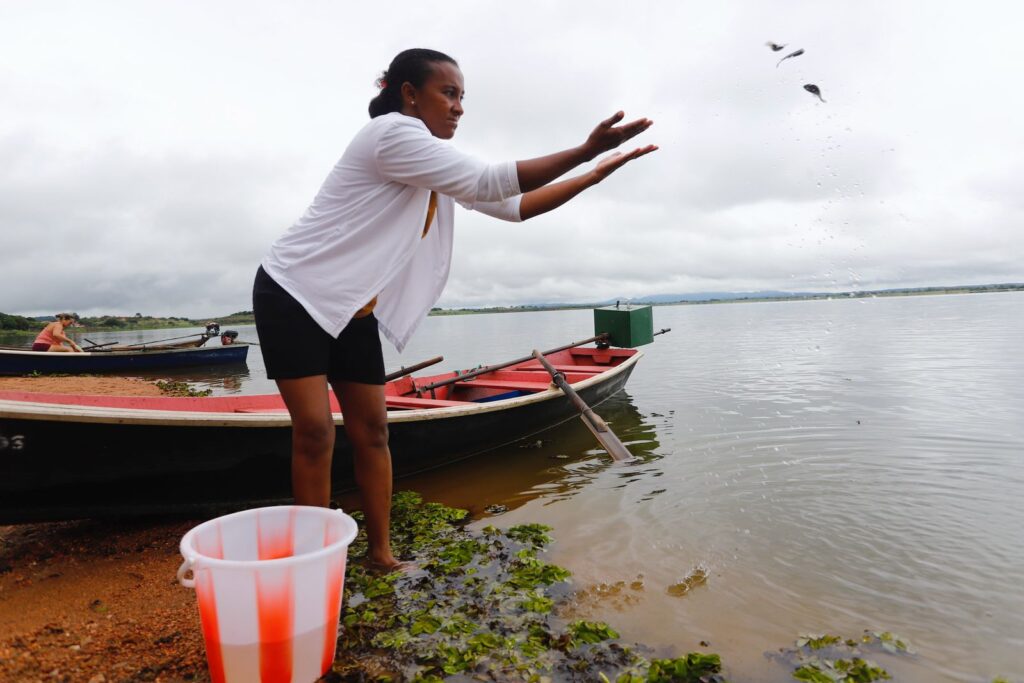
[0,376,166,397]
[0,376,211,681]
[0,518,210,682]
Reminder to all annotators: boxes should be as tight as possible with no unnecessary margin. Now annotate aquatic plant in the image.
[155,380,212,397]
[666,566,708,597]
[773,631,917,682]
[328,491,726,682]
[330,493,979,682]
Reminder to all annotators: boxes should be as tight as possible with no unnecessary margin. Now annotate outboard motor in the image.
[220,330,239,345]
[205,322,221,337]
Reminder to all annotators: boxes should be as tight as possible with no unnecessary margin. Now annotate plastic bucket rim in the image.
[179,504,358,571]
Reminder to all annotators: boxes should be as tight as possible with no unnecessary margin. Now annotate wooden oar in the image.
[413,329,672,396]
[384,355,444,382]
[531,349,632,462]
[414,334,608,395]
[82,338,120,351]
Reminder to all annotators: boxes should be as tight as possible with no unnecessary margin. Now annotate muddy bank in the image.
[0,518,210,682]
[0,377,223,680]
[0,376,166,397]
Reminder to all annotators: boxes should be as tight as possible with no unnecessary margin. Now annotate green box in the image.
[593,304,654,348]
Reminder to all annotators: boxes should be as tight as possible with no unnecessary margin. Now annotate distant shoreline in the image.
[428,282,1023,316]
[2,283,1020,335]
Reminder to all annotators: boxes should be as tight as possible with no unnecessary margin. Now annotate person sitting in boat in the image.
[32,313,82,352]
[253,48,657,572]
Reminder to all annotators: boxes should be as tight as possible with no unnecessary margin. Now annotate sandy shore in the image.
[0,376,213,681]
[0,518,211,682]
[0,376,166,397]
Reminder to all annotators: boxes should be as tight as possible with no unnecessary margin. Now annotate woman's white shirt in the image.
[262,112,522,352]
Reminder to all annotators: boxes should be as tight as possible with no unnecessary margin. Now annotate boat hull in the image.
[0,344,249,375]
[0,353,637,522]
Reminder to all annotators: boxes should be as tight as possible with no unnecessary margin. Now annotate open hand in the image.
[583,111,653,159]
[592,144,659,182]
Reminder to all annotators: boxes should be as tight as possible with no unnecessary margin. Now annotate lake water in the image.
[5,292,1022,681]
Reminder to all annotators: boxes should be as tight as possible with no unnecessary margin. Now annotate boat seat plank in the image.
[516,363,609,373]
[455,379,551,392]
[386,396,468,409]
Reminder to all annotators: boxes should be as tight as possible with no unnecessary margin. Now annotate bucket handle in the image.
[177,557,195,588]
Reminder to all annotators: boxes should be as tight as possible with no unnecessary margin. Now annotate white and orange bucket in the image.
[178,506,358,683]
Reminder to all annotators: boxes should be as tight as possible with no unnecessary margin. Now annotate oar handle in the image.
[82,338,120,350]
[416,334,607,394]
[385,355,444,382]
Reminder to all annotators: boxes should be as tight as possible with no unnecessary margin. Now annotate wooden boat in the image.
[0,344,640,522]
[0,341,249,375]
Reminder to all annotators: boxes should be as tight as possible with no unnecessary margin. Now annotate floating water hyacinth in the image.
[804,83,826,102]
[776,48,805,67]
[765,41,787,52]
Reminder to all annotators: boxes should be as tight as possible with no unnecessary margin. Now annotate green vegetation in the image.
[0,312,40,331]
[0,311,255,336]
[772,632,917,682]
[330,491,727,682]
[329,493,999,682]
[429,282,1024,315]
[74,310,255,330]
[680,283,1024,307]
[154,380,213,397]
[3,283,1020,332]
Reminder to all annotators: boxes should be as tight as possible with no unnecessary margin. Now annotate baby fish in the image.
[803,84,826,102]
[766,41,787,51]
[776,48,805,67]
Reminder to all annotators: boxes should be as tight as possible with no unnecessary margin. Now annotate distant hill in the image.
[0,312,41,331]
[0,311,255,335]
[609,291,808,304]
[6,284,1021,330]
[492,283,1024,312]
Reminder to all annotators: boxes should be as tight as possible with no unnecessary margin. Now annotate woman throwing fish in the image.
[253,48,657,571]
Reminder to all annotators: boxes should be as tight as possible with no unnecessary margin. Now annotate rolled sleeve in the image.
[376,117,520,204]
[458,195,523,222]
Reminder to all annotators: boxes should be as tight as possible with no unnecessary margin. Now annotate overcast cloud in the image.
[1,0,1021,317]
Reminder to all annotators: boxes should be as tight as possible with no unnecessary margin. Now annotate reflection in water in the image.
[364,392,663,517]
[0,326,257,394]
[5,297,1024,681]
[146,364,253,394]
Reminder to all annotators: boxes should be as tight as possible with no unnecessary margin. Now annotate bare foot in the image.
[365,558,419,575]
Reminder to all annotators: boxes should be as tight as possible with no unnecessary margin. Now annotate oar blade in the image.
[578,411,633,462]
[531,349,634,462]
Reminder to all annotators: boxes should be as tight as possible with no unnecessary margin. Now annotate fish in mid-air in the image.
[776,48,805,67]
[803,84,826,102]
[766,41,787,51]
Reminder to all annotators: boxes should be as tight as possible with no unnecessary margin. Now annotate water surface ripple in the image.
[7,292,1021,681]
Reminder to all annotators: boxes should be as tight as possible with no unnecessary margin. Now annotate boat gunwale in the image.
[0,351,642,427]
[0,343,250,357]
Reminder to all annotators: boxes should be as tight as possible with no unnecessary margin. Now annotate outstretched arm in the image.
[519,144,658,220]
[53,324,82,351]
[515,111,653,193]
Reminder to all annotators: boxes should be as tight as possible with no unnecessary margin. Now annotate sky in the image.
[1,0,1021,318]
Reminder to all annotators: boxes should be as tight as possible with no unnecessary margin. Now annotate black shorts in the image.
[252,266,385,384]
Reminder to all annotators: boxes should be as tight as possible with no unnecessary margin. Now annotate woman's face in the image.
[406,62,464,139]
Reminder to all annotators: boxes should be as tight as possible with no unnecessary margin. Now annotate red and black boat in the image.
[0,343,642,522]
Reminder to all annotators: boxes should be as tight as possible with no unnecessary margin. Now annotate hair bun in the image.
[376,70,389,90]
